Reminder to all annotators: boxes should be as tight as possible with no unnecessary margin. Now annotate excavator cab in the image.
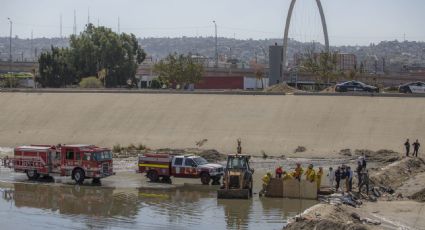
[217,154,254,199]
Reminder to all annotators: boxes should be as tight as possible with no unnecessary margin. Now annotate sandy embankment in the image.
[0,92,424,157]
[284,157,425,230]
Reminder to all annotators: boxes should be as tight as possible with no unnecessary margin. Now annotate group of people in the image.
[328,153,369,194]
[275,163,324,188]
[404,139,421,157]
[260,163,324,196]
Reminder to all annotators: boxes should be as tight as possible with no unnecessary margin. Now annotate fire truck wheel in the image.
[73,168,85,184]
[147,170,159,182]
[26,170,40,180]
[200,173,211,185]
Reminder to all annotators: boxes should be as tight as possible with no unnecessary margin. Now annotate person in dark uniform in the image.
[356,161,363,187]
[404,139,410,157]
[334,166,341,191]
[412,140,420,157]
[359,168,370,195]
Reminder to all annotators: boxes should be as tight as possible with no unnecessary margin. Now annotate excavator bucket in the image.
[217,189,250,199]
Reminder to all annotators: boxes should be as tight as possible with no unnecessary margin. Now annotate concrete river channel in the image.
[0,168,317,230]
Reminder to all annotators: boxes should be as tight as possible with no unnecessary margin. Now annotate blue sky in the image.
[0,0,424,45]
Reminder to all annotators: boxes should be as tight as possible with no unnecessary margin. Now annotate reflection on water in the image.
[0,182,317,230]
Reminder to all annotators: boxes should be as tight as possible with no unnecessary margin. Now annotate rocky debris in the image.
[263,83,301,93]
[355,149,400,164]
[195,139,208,147]
[370,157,425,189]
[294,146,307,153]
[409,188,425,202]
[339,149,352,156]
[321,85,336,93]
[284,205,378,230]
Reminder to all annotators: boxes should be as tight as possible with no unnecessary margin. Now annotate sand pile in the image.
[370,157,425,189]
[321,85,336,93]
[263,83,301,93]
[285,204,380,230]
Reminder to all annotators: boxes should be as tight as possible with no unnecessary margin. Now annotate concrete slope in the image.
[0,92,424,156]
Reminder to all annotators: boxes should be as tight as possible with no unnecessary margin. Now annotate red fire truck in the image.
[138,153,224,185]
[7,144,114,184]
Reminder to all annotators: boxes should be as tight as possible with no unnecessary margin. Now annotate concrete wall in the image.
[0,92,424,156]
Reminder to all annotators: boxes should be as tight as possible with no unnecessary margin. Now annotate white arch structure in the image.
[281,0,330,82]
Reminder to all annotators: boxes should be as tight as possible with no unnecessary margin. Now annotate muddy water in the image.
[0,175,317,230]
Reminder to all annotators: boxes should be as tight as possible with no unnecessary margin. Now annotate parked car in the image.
[398,82,425,94]
[335,81,379,93]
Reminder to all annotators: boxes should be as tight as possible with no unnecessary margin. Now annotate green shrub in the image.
[261,150,268,159]
[150,79,161,89]
[127,143,137,150]
[112,144,121,153]
[136,144,147,150]
[79,76,103,88]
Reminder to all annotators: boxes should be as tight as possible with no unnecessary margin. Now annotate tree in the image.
[38,46,75,87]
[250,61,265,89]
[301,50,340,84]
[38,24,146,88]
[153,53,204,88]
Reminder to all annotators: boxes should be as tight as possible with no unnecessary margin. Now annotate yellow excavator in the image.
[217,139,254,199]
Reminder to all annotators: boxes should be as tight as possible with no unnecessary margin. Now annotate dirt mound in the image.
[321,85,336,93]
[339,149,353,156]
[369,157,425,189]
[263,83,301,93]
[284,205,375,230]
[355,149,400,164]
[409,188,425,202]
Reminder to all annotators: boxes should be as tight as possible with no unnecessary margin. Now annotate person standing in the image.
[413,140,420,157]
[260,172,272,196]
[335,166,341,191]
[304,164,316,182]
[359,168,370,195]
[275,166,283,178]
[404,139,411,157]
[327,167,335,187]
[340,166,347,193]
[292,163,304,181]
[356,161,363,187]
[347,167,353,192]
[316,167,323,192]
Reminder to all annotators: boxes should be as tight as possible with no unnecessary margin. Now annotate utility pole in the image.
[87,8,90,25]
[118,17,120,33]
[60,14,63,38]
[7,17,13,75]
[73,10,77,35]
[213,20,218,68]
[31,30,34,61]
